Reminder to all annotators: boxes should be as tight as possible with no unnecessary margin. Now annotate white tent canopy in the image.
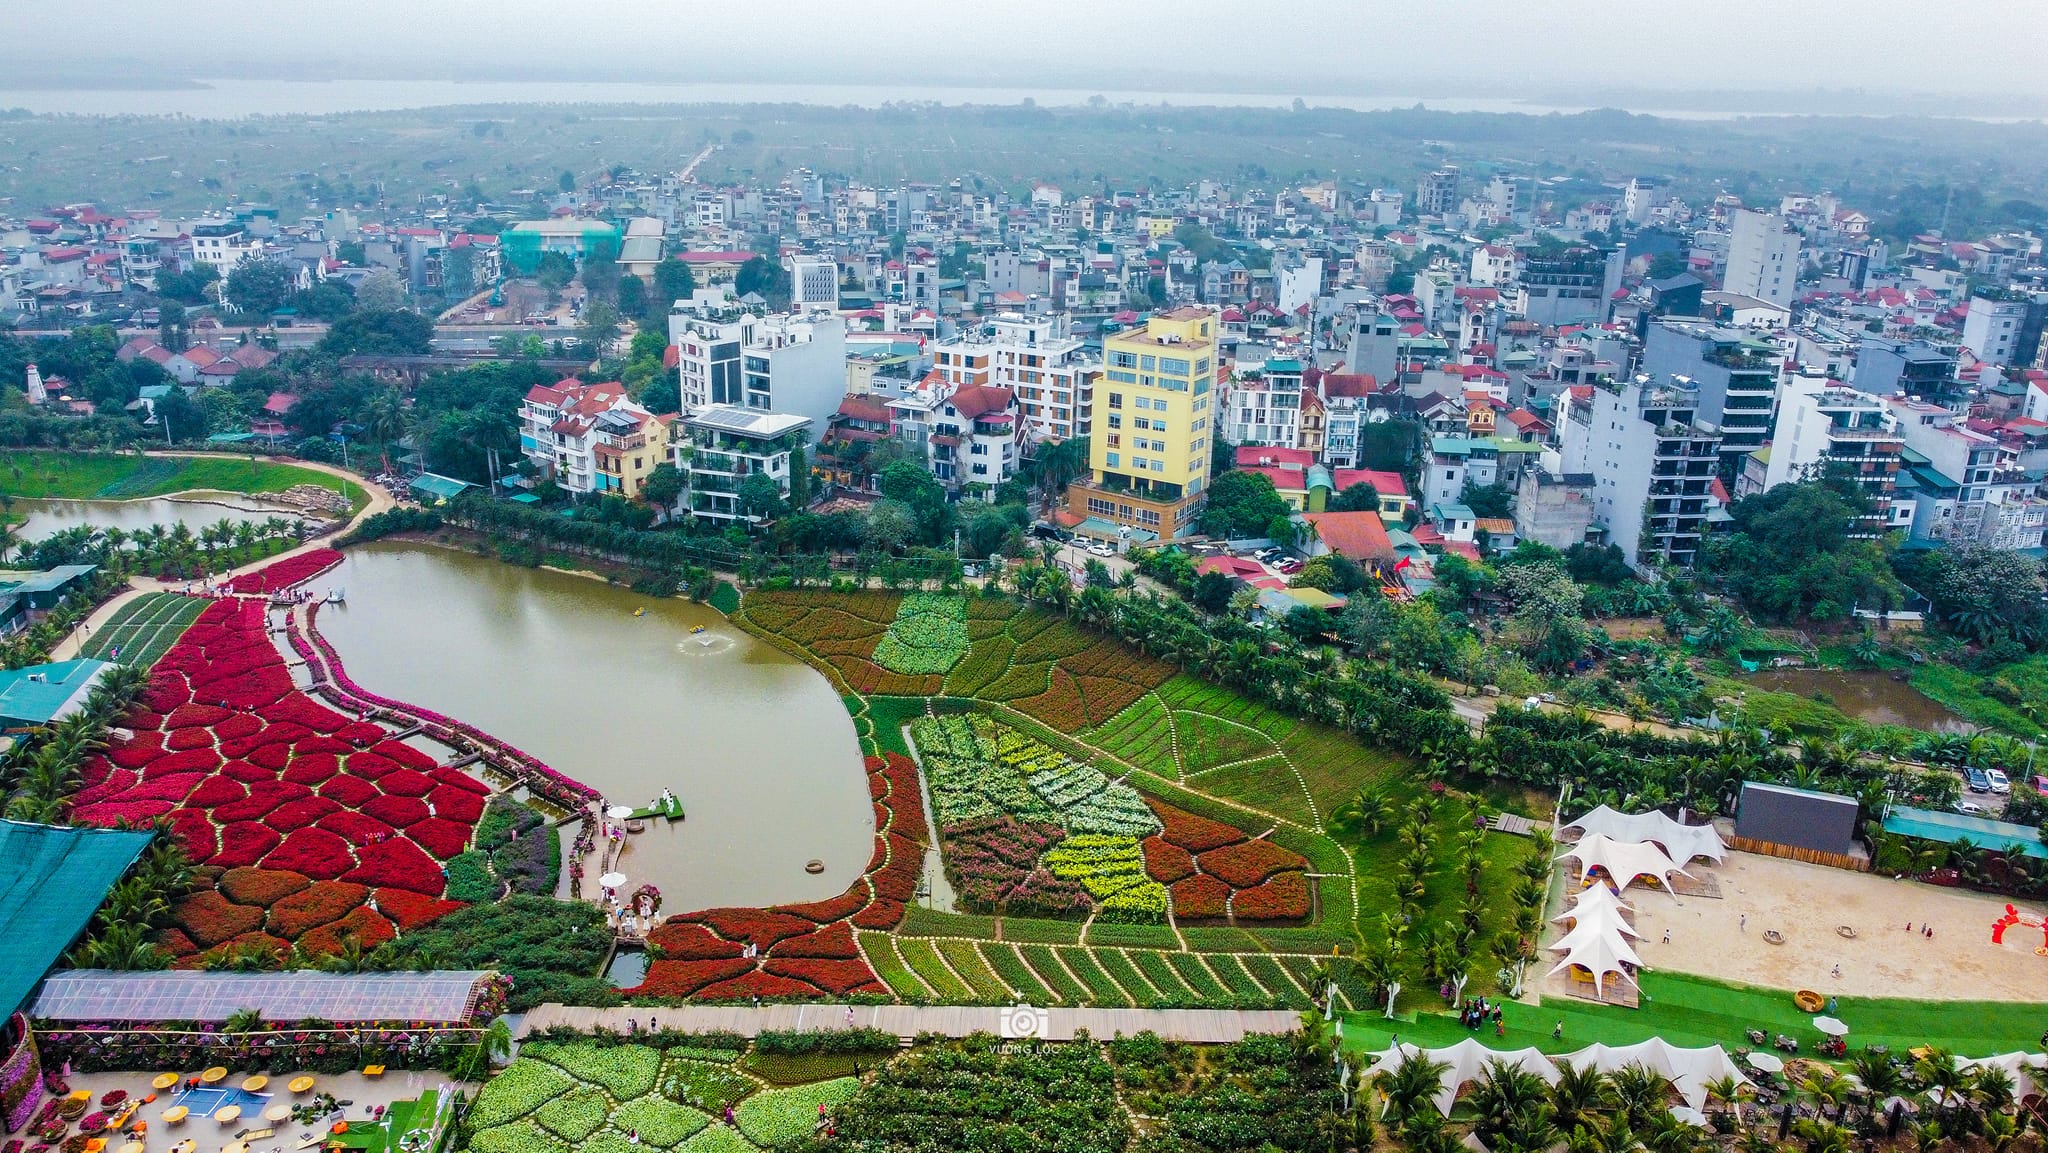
[1551,884,1640,937]
[1959,1052,2048,1101]
[1562,805,1727,864]
[1546,931,1643,995]
[1558,1040,1749,1110]
[1365,1039,1562,1116]
[1558,833,1693,893]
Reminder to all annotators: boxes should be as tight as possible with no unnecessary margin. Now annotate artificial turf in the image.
[1341,969,2048,1058]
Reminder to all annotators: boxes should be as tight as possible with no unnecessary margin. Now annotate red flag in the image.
[1393,555,1413,571]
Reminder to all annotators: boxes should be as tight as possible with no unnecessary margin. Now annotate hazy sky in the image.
[7,0,2045,98]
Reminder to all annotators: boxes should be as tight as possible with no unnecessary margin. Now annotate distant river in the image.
[0,77,1878,120]
[315,541,872,914]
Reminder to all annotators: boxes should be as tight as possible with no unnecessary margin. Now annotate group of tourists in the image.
[1458,996,1506,1036]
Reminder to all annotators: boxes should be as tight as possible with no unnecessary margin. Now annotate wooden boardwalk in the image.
[518,1002,1303,1044]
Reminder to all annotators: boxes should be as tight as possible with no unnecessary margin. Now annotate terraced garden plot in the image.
[1241,953,1298,998]
[81,592,207,668]
[1166,951,1229,999]
[979,942,1055,1004]
[1187,755,1318,827]
[1056,947,1130,1005]
[463,1044,730,1153]
[857,932,930,999]
[936,937,1014,1000]
[1174,711,1282,774]
[1096,948,1162,1003]
[1129,949,1198,999]
[1018,944,1088,1003]
[894,938,972,1001]
[872,592,969,675]
[1085,692,1178,777]
[994,916,1083,945]
[1203,953,1271,999]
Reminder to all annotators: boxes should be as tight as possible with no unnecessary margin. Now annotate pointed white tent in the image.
[1557,832,1692,893]
[1557,1040,1748,1110]
[1551,883,1640,937]
[1364,1039,1561,1116]
[1546,929,1643,995]
[1561,804,1727,864]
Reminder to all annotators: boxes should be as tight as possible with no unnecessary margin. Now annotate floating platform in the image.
[625,795,686,821]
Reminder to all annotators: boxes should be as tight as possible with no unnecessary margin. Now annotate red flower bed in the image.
[317,810,398,847]
[1169,874,1230,919]
[691,909,817,950]
[632,958,757,998]
[1196,838,1305,889]
[1145,796,1249,852]
[695,970,833,1001]
[70,798,177,825]
[762,957,880,994]
[261,827,354,879]
[218,867,309,906]
[430,766,489,796]
[852,899,903,930]
[361,794,428,829]
[374,742,438,771]
[220,759,274,784]
[1230,872,1311,922]
[407,816,472,860]
[225,548,343,594]
[344,751,395,779]
[185,777,244,808]
[332,721,387,746]
[295,905,396,955]
[1141,836,1198,885]
[172,890,264,948]
[280,753,341,786]
[341,836,445,896]
[211,823,283,869]
[318,774,379,808]
[266,796,343,832]
[646,922,747,961]
[425,784,485,825]
[245,743,293,772]
[375,769,436,798]
[269,882,370,938]
[167,807,216,859]
[165,727,216,752]
[778,888,868,925]
[215,713,263,741]
[767,922,859,960]
[108,734,166,770]
[372,888,466,930]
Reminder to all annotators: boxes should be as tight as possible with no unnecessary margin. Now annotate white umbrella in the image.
[1746,1052,1784,1073]
[598,872,628,889]
[1812,1016,1849,1037]
[606,806,634,820]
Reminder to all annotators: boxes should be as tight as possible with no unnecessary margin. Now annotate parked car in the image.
[1987,768,2012,794]
[1965,766,1992,793]
[1086,540,1115,558]
[1275,558,1303,574]
[2032,774,2048,797]
[1956,800,1987,816]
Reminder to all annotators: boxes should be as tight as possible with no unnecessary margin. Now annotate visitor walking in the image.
[1740,914,1747,932]
[1552,1021,1563,1041]
[846,1006,856,1028]
[1662,929,1671,944]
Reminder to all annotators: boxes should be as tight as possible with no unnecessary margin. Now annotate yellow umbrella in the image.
[214,1105,241,1126]
[162,1106,190,1125]
[199,1067,228,1085]
[287,1076,315,1094]
[263,1104,292,1124]
[240,1075,268,1092]
[119,1143,145,1153]
[153,1073,181,1090]
[225,1141,251,1153]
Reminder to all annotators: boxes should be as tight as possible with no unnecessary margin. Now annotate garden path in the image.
[518,1002,1302,1044]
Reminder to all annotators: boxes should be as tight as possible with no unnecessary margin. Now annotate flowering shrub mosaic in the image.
[1138,796,1312,924]
[627,751,926,1000]
[869,593,968,675]
[163,864,464,965]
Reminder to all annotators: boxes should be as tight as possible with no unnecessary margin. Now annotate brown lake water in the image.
[1743,667,1971,732]
[315,541,872,913]
[15,494,308,541]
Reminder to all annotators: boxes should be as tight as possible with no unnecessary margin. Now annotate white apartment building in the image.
[1724,209,1801,309]
[1559,377,1723,567]
[1761,372,1905,535]
[1962,290,2029,366]
[929,313,1097,442]
[188,220,260,274]
[668,306,847,436]
[789,255,838,312]
[1222,355,1305,448]
[677,405,812,524]
[1888,396,2048,550]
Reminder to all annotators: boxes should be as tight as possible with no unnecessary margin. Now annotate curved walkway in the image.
[46,458,395,663]
[519,1002,1302,1044]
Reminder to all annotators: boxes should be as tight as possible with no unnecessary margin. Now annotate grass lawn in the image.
[1911,659,2048,739]
[331,1090,439,1153]
[1341,969,2046,1057]
[0,450,367,515]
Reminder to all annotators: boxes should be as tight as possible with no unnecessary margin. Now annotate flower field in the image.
[70,597,488,917]
[627,751,926,1000]
[869,592,967,675]
[737,589,942,696]
[1139,796,1313,924]
[162,864,465,964]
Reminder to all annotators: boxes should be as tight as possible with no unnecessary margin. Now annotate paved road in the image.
[519,1002,1302,1044]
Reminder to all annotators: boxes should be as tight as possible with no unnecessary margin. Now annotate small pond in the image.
[12,494,309,541]
[1742,667,1972,732]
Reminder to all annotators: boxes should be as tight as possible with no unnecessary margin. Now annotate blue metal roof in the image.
[0,819,155,1017]
[0,658,112,726]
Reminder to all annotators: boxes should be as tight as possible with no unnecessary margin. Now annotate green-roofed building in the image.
[0,659,114,728]
[407,473,475,504]
[0,566,99,635]
[0,818,155,1126]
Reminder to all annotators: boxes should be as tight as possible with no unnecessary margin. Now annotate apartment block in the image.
[1066,307,1219,540]
[1560,377,1724,567]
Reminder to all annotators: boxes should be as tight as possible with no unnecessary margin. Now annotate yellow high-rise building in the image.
[1066,307,1217,540]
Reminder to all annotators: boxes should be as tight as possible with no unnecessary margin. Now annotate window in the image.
[1133,457,1149,469]
[1108,414,1122,429]
[1195,358,1211,374]
[1110,351,1137,368]
[1140,355,1156,371]
[1135,417,1151,430]
[1105,453,1120,468]
[1151,460,1165,472]
[1108,393,1123,409]
[1159,356,1190,375]
[1107,370,1137,384]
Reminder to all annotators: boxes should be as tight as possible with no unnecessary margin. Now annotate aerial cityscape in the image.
[5,3,2048,1151]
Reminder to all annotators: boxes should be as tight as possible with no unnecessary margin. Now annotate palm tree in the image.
[1376,1051,1452,1128]
[1332,787,1396,838]
[1644,1111,1711,1153]
[224,1008,265,1033]
[1797,1068,1854,1122]
[1846,1050,1904,1124]
[1610,1062,1667,1128]
[1550,1061,1613,1135]
[452,1018,513,1082]
[1470,1061,1553,1145]
[1704,1074,1750,1131]
[1791,1119,1852,1153]
[1914,1049,1970,1125]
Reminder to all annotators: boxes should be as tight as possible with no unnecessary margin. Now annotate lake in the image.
[314,541,872,913]
[13,494,308,542]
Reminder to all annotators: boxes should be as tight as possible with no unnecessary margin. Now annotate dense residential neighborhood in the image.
[8,8,2048,1152]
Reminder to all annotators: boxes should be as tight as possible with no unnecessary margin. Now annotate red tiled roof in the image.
[1195,555,1265,579]
[1320,372,1378,398]
[947,383,1014,421]
[662,345,680,369]
[836,396,896,424]
[263,392,298,415]
[1238,466,1304,493]
[1234,445,1314,470]
[1333,469,1407,498]
[179,346,222,368]
[1302,511,1395,561]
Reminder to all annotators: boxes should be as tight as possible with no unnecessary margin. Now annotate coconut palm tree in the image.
[1376,1051,1452,1129]
[1610,1063,1668,1128]
[1550,1061,1614,1135]
[1797,1068,1855,1122]
[1847,1049,1904,1123]
[1470,1061,1553,1145]
[1704,1074,1750,1131]
[1792,1118,1853,1153]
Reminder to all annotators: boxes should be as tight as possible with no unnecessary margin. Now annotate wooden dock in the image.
[518,1003,1302,1044]
[625,796,685,821]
